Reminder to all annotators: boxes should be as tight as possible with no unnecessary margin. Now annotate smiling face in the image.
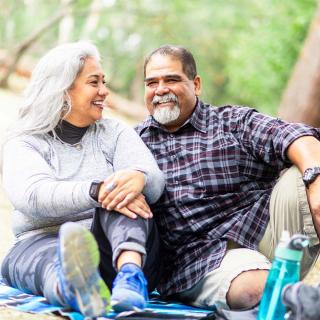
[65,57,109,127]
[144,54,201,132]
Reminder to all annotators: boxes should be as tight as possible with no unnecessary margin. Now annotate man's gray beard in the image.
[153,105,180,125]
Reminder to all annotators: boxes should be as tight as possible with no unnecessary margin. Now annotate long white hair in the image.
[7,41,100,139]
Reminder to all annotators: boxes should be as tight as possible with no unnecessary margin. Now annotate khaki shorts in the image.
[174,247,270,309]
[174,166,319,309]
[259,166,319,277]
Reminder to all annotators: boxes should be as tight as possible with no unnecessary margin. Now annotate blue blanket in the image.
[0,280,214,319]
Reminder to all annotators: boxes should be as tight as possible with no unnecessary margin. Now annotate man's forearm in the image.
[287,136,320,172]
[287,135,320,239]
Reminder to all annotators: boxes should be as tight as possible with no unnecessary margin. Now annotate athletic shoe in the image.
[57,222,111,317]
[111,263,148,312]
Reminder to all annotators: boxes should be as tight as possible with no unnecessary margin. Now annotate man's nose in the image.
[155,81,170,95]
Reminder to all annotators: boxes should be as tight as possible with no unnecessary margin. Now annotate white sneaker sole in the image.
[59,222,110,317]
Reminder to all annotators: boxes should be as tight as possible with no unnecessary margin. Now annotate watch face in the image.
[304,168,313,180]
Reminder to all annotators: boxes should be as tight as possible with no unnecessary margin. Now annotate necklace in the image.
[54,134,83,150]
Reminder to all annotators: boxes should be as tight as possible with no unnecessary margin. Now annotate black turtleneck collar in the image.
[53,120,89,144]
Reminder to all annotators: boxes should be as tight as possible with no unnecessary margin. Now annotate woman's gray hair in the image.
[7,41,100,139]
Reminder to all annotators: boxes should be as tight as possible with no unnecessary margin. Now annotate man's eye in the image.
[90,81,98,85]
[146,82,157,87]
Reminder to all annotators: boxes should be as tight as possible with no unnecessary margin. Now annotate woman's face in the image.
[65,57,109,127]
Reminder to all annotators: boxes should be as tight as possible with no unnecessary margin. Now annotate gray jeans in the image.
[1,209,160,305]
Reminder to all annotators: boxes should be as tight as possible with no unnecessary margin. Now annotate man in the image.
[135,45,320,310]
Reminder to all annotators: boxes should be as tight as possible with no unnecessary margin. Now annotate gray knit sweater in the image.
[2,118,165,238]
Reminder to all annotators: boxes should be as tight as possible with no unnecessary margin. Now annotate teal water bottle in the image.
[257,231,309,320]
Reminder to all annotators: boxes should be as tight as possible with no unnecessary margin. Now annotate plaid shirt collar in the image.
[140,99,207,134]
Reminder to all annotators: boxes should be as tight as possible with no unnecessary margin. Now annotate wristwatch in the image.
[302,167,320,189]
[89,181,103,201]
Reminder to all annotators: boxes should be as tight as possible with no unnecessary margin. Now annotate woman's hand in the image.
[113,194,153,219]
[98,169,146,211]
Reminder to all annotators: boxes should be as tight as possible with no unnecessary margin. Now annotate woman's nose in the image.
[99,83,109,96]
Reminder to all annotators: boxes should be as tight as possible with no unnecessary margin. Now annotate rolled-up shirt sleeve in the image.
[233,107,320,167]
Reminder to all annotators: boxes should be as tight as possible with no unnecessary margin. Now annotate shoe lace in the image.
[113,267,148,300]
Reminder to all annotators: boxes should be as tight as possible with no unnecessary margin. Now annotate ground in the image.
[0,89,320,319]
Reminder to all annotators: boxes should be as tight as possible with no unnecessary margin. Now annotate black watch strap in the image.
[89,181,103,201]
[303,167,320,189]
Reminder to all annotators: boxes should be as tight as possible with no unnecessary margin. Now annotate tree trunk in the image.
[58,0,74,44]
[129,60,144,103]
[81,0,102,39]
[278,7,320,127]
[0,1,73,88]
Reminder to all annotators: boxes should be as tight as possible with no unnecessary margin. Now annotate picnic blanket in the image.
[0,280,216,320]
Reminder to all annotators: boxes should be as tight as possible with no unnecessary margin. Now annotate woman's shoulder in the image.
[93,118,133,136]
[3,133,51,154]
[5,133,46,146]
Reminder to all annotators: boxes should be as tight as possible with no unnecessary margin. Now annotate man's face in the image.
[144,54,201,132]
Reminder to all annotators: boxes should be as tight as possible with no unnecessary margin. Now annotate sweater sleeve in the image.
[111,125,165,204]
[2,137,97,218]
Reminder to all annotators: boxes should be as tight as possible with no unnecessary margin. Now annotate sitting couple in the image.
[1,41,320,318]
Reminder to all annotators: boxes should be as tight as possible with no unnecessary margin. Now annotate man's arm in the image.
[287,136,320,237]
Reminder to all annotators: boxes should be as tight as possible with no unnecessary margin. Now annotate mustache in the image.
[152,93,178,106]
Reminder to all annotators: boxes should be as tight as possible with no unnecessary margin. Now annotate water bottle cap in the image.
[275,246,303,261]
[274,231,309,261]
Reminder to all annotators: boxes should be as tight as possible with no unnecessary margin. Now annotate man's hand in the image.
[98,169,146,211]
[287,136,320,239]
[306,177,320,238]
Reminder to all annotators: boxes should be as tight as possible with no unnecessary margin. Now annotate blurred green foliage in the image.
[0,0,317,115]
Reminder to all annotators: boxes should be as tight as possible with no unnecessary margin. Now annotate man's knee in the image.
[226,269,268,310]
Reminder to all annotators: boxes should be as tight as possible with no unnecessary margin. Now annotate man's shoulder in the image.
[205,103,252,113]
[202,102,255,120]
[134,117,152,135]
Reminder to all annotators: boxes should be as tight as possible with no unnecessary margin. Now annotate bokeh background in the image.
[0,0,320,319]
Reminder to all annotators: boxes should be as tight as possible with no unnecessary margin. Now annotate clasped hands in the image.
[97,169,152,219]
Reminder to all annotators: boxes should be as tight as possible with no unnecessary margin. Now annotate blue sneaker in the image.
[57,222,111,317]
[111,263,148,312]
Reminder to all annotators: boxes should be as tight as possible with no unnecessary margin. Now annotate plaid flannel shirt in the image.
[135,100,320,296]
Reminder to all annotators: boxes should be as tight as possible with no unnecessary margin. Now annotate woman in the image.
[1,41,165,317]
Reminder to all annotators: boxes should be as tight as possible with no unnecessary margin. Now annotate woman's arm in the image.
[2,137,97,218]
[98,125,165,212]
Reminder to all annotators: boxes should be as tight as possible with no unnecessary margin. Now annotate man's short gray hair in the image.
[144,45,197,80]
